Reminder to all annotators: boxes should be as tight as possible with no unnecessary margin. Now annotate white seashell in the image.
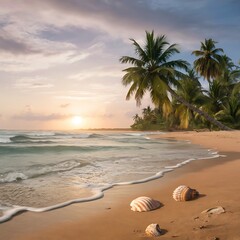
[130,196,161,212]
[145,223,162,237]
[201,206,225,215]
[173,185,199,201]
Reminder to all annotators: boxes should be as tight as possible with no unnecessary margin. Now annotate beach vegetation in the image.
[120,31,238,131]
[192,39,224,82]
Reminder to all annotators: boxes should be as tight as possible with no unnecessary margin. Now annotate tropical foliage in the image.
[192,39,224,82]
[120,31,240,130]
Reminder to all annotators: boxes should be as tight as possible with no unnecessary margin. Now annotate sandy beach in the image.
[0,130,239,240]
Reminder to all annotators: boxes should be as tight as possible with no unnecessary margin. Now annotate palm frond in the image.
[119,56,144,67]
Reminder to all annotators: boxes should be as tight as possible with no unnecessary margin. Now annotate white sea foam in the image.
[0,160,82,183]
[0,172,28,183]
[0,150,221,224]
[0,138,11,143]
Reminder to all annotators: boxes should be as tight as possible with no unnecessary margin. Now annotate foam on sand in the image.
[0,151,220,223]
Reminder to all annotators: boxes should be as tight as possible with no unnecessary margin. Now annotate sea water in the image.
[0,130,218,222]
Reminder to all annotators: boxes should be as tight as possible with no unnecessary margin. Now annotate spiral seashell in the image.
[130,196,161,212]
[172,185,199,201]
[145,223,162,237]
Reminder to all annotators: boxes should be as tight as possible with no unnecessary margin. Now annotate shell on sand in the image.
[173,185,199,201]
[130,196,161,212]
[145,223,162,237]
[201,206,225,215]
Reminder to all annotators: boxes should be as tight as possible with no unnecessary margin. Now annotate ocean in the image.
[0,130,218,222]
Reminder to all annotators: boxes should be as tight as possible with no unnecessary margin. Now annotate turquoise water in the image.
[0,130,218,222]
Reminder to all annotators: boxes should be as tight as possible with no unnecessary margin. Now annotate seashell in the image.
[201,206,225,215]
[172,185,199,201]
[145,223,162,237]
[130,196,161,212]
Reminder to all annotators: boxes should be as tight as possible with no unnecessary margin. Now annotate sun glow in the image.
[71,116,83,127]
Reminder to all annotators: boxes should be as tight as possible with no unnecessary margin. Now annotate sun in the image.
[71,116,83,127]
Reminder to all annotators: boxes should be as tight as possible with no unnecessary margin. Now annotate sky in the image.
[0,0,239,130]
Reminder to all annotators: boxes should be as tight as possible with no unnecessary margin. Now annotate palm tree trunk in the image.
[168,87,232,130]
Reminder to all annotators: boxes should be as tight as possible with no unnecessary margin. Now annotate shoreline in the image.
[0,131,239,239]
[0,132,218,224]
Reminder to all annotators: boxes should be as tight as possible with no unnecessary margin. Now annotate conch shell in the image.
[130,196,161,212]
[173,185,199,201]
[145,223,162,237]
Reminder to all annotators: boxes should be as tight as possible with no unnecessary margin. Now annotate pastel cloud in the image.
[60,103,70,108]
[0,0,239,130]
[12,112,70,122]
[1,0,239,54]
[13,77,54,89]
[0,0,239,71]
[11,1,240,43]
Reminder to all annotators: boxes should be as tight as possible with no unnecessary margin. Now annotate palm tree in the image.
[133,114,141,123]
[216,86,240,129]
[142,106,152,120]
[203,80,227,114]
[120,31,231,130]
[199,58,240,129]
[174,69,205,129]
[216,55,240,93]
[192,39,224,82]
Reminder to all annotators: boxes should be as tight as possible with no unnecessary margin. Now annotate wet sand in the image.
[0,130,239,240]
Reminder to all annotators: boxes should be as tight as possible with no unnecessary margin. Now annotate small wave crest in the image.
[87,133,104,139]
[0,159,84,183]
[10,135,34,142]
[0,145,143,155]
[9,135,54,144]
[54,132,103,138]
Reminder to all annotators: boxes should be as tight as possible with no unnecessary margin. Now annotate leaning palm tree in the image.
[120,31,231,130]
[192,39,224,82]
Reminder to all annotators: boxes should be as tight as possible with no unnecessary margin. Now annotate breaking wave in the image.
[0,159,86,183]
